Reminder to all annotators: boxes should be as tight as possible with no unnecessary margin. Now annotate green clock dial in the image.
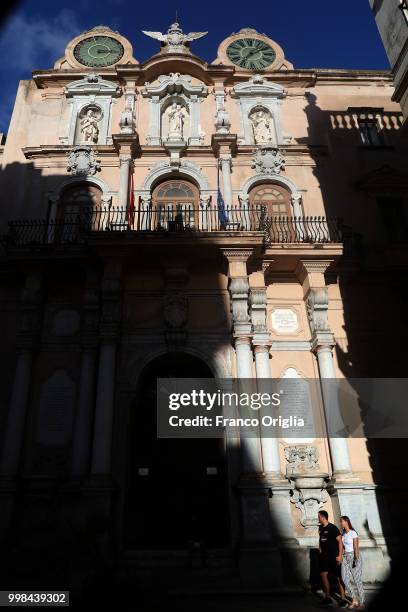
[73,36,124,67]
[226,38,276,70]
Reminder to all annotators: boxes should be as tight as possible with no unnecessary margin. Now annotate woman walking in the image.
[340,516,365,609]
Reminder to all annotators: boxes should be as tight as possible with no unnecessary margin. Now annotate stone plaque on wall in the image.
[36,370,76,446]
[51,309,81,336]
[280,367,316,442]
[271,308,299,333]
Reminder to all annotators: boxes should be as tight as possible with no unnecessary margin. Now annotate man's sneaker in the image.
[320,597,334,607]
[338,600,349,608]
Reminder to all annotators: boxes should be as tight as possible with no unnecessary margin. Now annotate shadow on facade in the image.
[301,91,408,607]
[0,160,320,609]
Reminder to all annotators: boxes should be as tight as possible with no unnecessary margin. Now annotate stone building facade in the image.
[369,0,408,120]
[0,23,406,593]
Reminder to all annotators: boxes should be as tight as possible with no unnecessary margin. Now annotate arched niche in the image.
[248,105,276,146]
[74,103,104,145]
[62,73,121,145]
[231,75,290,145]
[142,73,207,145]
[161,96,190,143]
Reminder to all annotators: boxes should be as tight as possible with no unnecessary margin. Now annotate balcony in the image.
[2,205,346,251]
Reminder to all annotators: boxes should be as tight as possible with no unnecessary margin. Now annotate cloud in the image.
[0,9,82,72]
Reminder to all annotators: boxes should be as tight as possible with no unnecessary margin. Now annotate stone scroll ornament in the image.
[251,147,285,175]
[67,146,101,176]
[285,445,329,528]
[163,293,188,328]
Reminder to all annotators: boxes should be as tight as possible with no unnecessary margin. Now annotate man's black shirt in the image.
[319,522,340,558]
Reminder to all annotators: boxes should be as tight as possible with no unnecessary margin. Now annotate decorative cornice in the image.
[221,248,254,263]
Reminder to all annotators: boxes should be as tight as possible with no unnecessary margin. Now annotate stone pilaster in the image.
[223,249,283,586]
[90,260,122,476]
[0,269,44,543]
[249,272,282,478]
[296,259,353,477]
[71,269,100,476]
[1,271,43,475]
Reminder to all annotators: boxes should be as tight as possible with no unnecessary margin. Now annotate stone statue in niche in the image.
[80,109,100,143]
[167,103,185,140]
[250,109,274,145]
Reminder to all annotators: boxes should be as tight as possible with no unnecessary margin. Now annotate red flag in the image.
[128,168,134,228]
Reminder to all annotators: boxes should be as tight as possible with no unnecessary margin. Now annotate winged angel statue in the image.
[142,21,207,54]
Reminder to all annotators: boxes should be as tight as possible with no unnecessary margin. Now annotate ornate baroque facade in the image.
[0,22,406,594]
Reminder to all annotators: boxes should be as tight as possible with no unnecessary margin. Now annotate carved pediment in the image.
[142,72,207,98]
[231,74,286,98]
[64,73,122,98]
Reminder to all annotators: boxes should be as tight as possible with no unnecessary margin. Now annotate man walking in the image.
[318,510,347,607]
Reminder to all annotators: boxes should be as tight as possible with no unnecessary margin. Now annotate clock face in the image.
[73,36,124,67]
[226,38,276,70]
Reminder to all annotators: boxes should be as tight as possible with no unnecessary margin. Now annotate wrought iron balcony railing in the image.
[3,205,345,248]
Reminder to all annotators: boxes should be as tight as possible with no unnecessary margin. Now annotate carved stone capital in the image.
[221,249,253,264]
[199,194,211,208]
[311,334,336,354]
[234,335,252,347]
[253,343,271,354]
[119,154,132,165]
[295,259,334,283]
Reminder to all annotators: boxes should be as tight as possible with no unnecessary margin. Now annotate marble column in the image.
[297,260,353,477]
[220,153,233,208]
[314,341,352,475]
[118,154,131,209]
[250,283,282,477]
[227,260,263,476]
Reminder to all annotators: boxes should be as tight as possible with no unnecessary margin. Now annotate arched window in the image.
[59,184,101,218]
[152,179,199,230]
[249,184,293,217]
[56,183,102,240]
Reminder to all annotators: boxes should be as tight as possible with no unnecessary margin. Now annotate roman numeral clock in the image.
[214,28,293,72]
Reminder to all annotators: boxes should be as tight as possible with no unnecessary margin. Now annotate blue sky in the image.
[0,0,389,133]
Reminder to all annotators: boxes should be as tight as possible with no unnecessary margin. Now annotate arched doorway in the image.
[124,352,230,548]
[151,179,199,230]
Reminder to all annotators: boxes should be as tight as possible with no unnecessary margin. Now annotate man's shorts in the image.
[319,554,341,577]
